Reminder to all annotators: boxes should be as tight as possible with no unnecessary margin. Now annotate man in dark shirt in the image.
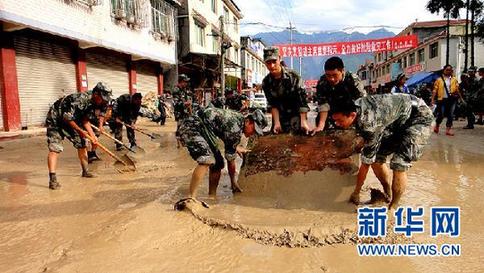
[313,57,365,135]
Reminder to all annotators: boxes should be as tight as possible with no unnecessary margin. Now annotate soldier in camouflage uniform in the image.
[109,93,142,150]
[225,90,249,112]
[463,66,480,129]
[178,107,267,200]
[173,74,199,147]
[331,94,433,209]
[45,82,112,190]
[262,47,311,134]
[313,56,366,135]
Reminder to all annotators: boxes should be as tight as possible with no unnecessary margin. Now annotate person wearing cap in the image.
[330,94,433,210]
[391,73,410,94]
[262,47,311,134]
[173,74,197,147]
[177,107,267,200]
[225,90,250,113]
[45,82,112,190]
[313,57,366,135]
[109,93,143,151]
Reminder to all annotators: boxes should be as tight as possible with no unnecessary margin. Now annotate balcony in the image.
[111,0,149,27]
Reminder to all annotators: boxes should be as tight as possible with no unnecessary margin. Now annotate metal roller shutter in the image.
[86,52,129,99]
[15,35,77,127]
[136,62,159,96]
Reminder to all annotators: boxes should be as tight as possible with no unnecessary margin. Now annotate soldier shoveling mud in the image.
[45,82,112,190]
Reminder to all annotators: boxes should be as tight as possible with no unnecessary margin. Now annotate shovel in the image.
[81,130,136,172]
[91,125,140,154]
[123,122,162,141]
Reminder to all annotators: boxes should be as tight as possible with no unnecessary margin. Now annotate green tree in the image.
[426,0,465,65]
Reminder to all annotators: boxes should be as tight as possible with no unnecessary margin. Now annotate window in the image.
[233,17,238,32]
[235,48,239,64]
[386,64,390,74]
[430,42,438,59]
[409,53,416,66]
[418,48,425,63]
[195,23,205,47]
[150,0,175,36]
[402,56,407,68]
[211,0,216,12]
[223,7,229,27]
[361,71,367,80]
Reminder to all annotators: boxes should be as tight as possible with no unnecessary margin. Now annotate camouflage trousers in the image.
[375,103,433,171]
[45,105,86,153]
[109,121,136,148]
[178,116,224,171]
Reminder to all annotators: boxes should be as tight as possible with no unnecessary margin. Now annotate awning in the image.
[406,71,439,88]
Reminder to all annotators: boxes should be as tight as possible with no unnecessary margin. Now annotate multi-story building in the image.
[0,0,179,131]
[370,19,484,89]
[240,36,268,89]
[178,0,242,95]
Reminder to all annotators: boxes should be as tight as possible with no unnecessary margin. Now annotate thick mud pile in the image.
[183,131,415,247]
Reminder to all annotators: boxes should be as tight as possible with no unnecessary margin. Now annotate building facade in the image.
[240,36,268,89]
[178,0,242,95]
[0,0,179,131]
[369,20,484,89]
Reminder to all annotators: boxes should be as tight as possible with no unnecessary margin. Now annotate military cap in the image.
[178,74,190,82]
[93,82,113,102]
[263,47,280,62]
[468,66,477,72]
[245,109,268,135]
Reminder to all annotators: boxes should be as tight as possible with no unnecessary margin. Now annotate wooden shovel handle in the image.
[80,130,128,166]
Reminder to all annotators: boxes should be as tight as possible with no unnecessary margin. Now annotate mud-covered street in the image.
[0,119,483,273]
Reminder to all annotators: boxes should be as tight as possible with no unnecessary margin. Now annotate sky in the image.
[234,0,451,36]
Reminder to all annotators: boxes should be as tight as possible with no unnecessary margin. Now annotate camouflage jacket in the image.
[55,92,106,125]
[197,107,244,161]
[355,94,433,165]
[465,77,480,102]
[262,67,309,119]
[316,71,366,112]
[173,86,199,120]
[112,94,140,123]
[225,93,248,111]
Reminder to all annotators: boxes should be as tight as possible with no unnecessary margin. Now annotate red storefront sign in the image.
[276,35,418,57]
[405,63,424,75]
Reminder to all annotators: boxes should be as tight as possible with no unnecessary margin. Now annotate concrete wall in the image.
[0,0,176,65]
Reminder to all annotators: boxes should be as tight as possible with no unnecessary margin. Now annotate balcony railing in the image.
[111,0,149,27]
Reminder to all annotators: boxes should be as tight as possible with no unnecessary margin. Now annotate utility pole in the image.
[299,57,302,77]
[219,15,225,98]
[287,22,296,69]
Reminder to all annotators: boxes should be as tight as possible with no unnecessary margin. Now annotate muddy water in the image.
[0,120,483,272]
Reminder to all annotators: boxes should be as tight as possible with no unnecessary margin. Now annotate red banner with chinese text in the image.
[276,35,418,57]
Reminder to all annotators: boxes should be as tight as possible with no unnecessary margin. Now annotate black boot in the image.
[88,151,101,163]
[81,170,96,178]
[48,173,61,190]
